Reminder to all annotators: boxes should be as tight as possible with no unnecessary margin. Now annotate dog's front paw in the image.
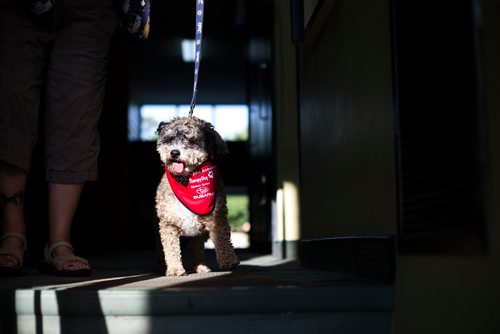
[166,267,187,276]
[218,259,240,271]
[194,264,212,273]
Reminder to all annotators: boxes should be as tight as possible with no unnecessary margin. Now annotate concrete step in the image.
[0,251,394,334]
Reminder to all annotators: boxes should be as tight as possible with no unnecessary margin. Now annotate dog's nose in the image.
[170,150,180,159]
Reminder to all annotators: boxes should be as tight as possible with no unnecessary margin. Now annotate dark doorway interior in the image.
[20,0,276,258]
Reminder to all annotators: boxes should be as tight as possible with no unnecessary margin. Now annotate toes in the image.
[166,267,187,276]
[64,261,90,271]
[0,255,19,267]
[50,244,90,272]
[194,264,211,273]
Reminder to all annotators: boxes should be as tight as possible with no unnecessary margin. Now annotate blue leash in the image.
[189,0,205,117]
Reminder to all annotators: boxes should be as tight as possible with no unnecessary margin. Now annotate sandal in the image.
[39,241,91,277]
[0,232,27,276]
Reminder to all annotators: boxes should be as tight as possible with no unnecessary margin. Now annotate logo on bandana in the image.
[196,187,209,195]
[165,161,218,215]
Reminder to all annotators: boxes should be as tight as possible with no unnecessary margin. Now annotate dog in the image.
[155,116,240,276]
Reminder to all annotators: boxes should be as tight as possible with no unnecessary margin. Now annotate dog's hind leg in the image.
[160,224,187,276]
[189,231,211,273]
[208,220,240,270]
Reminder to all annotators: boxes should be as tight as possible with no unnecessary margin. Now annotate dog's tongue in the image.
[173,162,184,173]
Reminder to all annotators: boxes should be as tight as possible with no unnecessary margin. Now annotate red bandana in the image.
[165,161,218,215]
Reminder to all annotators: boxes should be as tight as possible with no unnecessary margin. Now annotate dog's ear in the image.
[207,127,229,162]
[155,121,168,136]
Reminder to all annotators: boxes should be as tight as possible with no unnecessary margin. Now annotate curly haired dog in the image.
[155,116,240,276]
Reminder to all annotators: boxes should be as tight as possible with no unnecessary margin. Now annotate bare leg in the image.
[48,182,89,271]
[0,161,27,268]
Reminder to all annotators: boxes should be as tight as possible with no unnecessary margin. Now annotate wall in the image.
[272,0,301,259]
[393,0,500,332]
[298,0,396,239]
[290,0,500,332]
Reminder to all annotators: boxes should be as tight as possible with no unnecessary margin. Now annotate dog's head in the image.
[156,116,229,176]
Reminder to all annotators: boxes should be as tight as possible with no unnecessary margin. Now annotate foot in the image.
[194,264,211,273]
[166,266,187,276]
[216,251,240,270]
[50,243,90,272]
[0,232,27,274]
[0,237,23,267]
[218,259,240,270]
[39,241,91,277]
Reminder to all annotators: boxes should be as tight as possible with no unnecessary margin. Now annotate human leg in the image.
[47,182,89,271]
[0,1,51,273]
[0,162,27,270]
[39,0,117,275]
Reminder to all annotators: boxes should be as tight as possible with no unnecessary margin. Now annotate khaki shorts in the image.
[0,0,117,183]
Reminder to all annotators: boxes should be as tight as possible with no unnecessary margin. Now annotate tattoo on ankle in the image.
[0,191,25,207]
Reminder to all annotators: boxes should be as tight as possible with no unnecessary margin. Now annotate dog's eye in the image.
[162,135,175,143]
